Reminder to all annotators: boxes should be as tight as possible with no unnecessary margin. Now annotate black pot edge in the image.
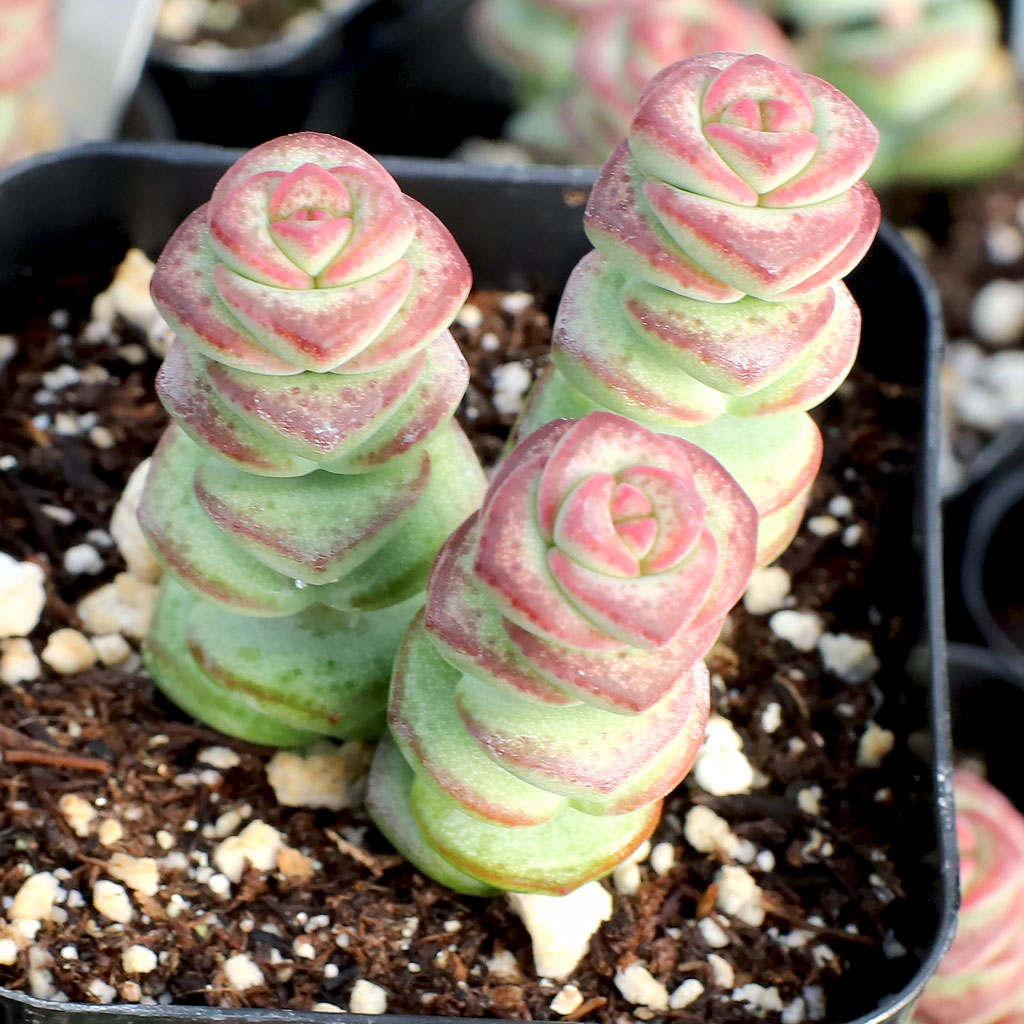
[961,454,1024,675]
[147,0,385,75]
[0,141,956,1024]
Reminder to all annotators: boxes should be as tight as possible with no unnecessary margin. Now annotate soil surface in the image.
[0,264,933,1021]
[156,0,352,51]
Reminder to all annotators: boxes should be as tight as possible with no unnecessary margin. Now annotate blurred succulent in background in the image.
[508,0,794,164]
[139,132,486,745]
[367,411,757,895]
[914,770,1024,1023]
[769,0,1024,186]
[0,0,58,165]
[517,52,880,564]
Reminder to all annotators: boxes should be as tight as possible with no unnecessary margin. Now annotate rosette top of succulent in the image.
[151,132,470,377]
[0,0,55,91]
[583,52,880,304]
[916,771,1024,1024]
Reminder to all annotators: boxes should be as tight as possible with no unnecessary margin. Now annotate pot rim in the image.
[0,140,956,1024]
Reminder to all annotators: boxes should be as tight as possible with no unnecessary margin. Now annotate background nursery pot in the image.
[0,143,952,1024]
[146,0,403,147]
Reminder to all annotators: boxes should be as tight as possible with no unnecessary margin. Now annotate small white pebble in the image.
[41,628,97,674]
[58,794,97,837]
[818,633,880,683]
[91,633,132,666]
[698,916,729,949]
[669,978,705,1010]
[0,637,41,684]
[742,566,791,615]
[797,786,823,816]
[550,984,584,1015]
[614,962,669,1011]
[122,944,158,974]
[842,524,863,547]
[456,303,483,330]
[770,610,824,652]
[349,979,387,1014]
[97,819,123,847]
[650,842,675,876]
[294,940,316,960]
[612,860,641,895]
[0,553,46,638]
[88,978,118,1003]
[694,716,754,796]
[491,361,533,416]
[224,952,264,992]
[107,853,160,896]
[760,702,782,734]
[266,740,371,811]
[715,865,765,927]
[755,849,776,872]
[857,721,896,768]
[707,953,734,988]
[507,882,613,980]
[827,495,853,518]
[480,331,500,352]
[733,983,784,1012]
[11,872,59,921]
[198,745,240,770]
[93,880,133,924]
[971,279,1024,346]
[807,515,840,537]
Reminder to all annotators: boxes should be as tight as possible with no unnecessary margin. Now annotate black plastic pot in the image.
[0,141,953,1024]
[146,0,409,147]
[947,643,1024,809]
[959,456,1024,679]
[118,75,177,143]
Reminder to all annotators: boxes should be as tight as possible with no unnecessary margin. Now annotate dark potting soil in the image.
[156,0,349,51]
[0,262,928,1021]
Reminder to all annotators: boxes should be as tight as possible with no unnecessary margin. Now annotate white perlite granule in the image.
[971,278,1024,346]
[92,880,132,924]
[491,361,533,416]
[669,978,705,1009]
[770,610,824,652]
[857,721,896,767]
[224,953,264,992]
[111,459,163,582]
[733,983,784,1012]
[41,629,96,674]
[122,945,158,974]
[614,962,669,1011]
[507,881,613,980]
[715,865,765,927]
[549,984,584,1015]
[693,716,754,796]
[818,632,880,683]
[0,637,41,684]
[743,566,791,614]
[10,872,59,922]
[0,553,46,638]
[349,979,387,1014]
[266,740,372,811]
[213,821,283,882]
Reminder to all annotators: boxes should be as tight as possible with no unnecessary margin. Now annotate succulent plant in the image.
[139,133,487,745]
[367,411,758,895]
[915,771,1024,1024]
[509,0,796,165]
[471,0,604,102]
[0,0,56,165]
[778,0,1024,185]
[517,52,880,565]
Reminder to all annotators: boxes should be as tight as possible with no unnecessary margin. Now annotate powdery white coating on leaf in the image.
[614,961,670,1011]
[508,882,614,979]
[0,553,45,638]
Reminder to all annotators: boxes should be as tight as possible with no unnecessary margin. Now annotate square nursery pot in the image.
[146,0,414,148]
[0,142,953,1024]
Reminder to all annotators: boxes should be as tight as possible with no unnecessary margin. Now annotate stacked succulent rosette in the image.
[770,0,1024,185]
[518,52,881,564]
[915,771,1024,1024]
[0,0,56,165]
[507,0,795,165]
[367,411,758,895]
[472,0,604,101]
[139,133,486,746]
